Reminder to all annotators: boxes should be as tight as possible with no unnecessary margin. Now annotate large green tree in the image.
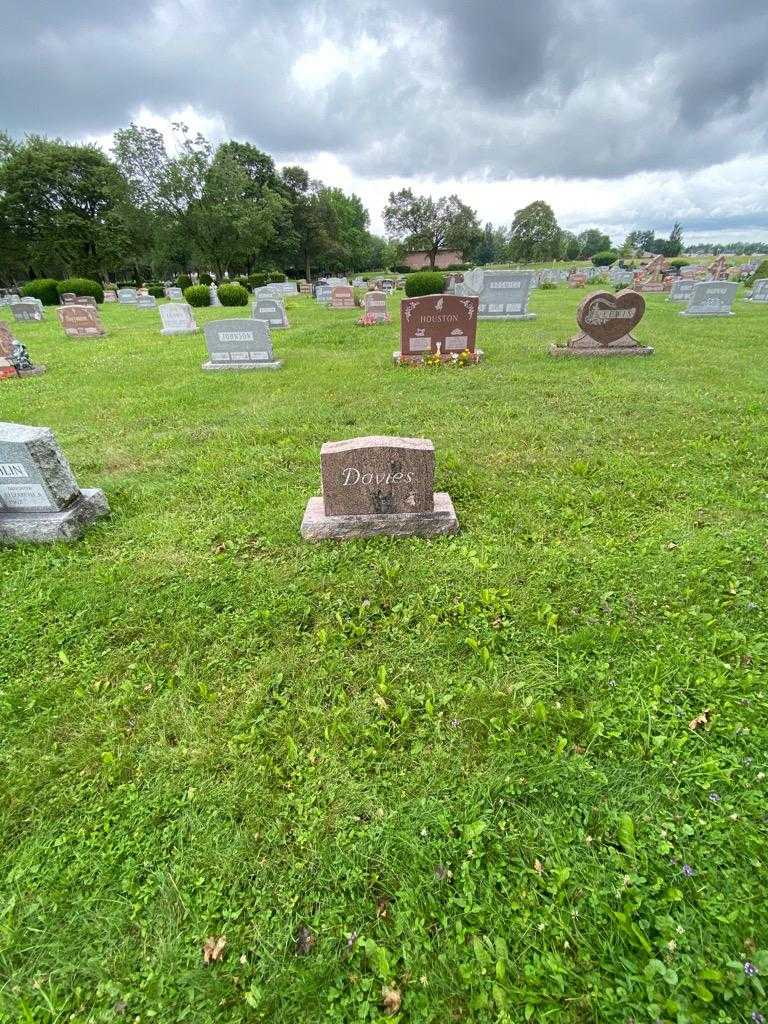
[508,200,561,262]
[383,189,481,268]
[577,228,612,258]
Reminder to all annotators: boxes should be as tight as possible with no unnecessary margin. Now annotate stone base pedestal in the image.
[679,311,734,317]
[479,313,536,321]
[550,332,653,358]
[301,492,459,541]
[161,328,197,336]
[0,489,109,545]
[392,350,484,366]
[201,360,282,372]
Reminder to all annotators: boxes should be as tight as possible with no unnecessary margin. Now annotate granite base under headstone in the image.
[301,436,459,541]
[0,423,109,544]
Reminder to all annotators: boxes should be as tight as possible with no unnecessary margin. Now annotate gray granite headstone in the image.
[10,301,43,323]
[252,297,288,328]
[362,290,389,322]
[159,302,197,335]
[0,422,109,544]
[315,284,332,303]
[301,436,459,541]
[60,293,78,305]
[668,279,695,303]
[136,294,158,309]
[209,285,221,307]
[202,318,282,371]
[20,297,44,314]
[681,281,737,317]
[117,288,138,304]
[165,286,184,300]
[477,270,536,320]
[748,278,768,303]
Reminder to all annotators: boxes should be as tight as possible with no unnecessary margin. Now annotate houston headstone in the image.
[202,318,281,371]
[301,436,459,541]
[477,270,536,320]
[57,305,106,338]
[551,289,652,357]
[397,294,481,364]
[0,422,109,543]
[681,281,737,317]
[159,302,197,335]
[252,297,289,329]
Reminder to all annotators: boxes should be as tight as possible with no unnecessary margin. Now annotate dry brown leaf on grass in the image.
[381,985,402,1016]
[688,709,711,731]
[202,935,226,964]
[295,925,316,955]
[533,858,544,875]
[376,896,390,919]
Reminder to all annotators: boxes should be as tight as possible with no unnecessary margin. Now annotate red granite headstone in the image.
[399,294,479,363]
[330,286,355,309]
[57,304,105,338]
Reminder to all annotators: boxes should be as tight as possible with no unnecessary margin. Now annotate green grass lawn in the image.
[1,288,767,1023]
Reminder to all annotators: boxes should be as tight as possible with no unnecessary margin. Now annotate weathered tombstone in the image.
[477,270,536,320]
[76,295,98,308]
[362,290,389,323]
[668,279,696,303]
[396,294,481,364]
[299,281,312,295]
[550,289,652,358]
[165,286,184,300]
[104,289,118,302]
[159,302,197,335]
[748,278,768,303]
[0,323,45,378]
[381,279,395,294]
[20,297,44,314]
[0,422,109,544]
[117,288,138,304]
[330,286,355,309]
[60,293,78,305]
[569,272,587,287]
[680,281,737,317]
[301,436,459,541]
[136,294,158,310]
[10,301,43,323]
[252,297,289,329]
[209,285,221,307]
[315,284,332,303]
[202,318,282,371]
[57,304,106,338]
[352,277,366,288]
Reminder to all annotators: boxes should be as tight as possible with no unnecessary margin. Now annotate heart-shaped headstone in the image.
[576,290,646,345]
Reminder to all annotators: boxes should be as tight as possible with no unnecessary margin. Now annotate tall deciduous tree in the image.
[508,201,561,262]
[383,189,481,268]
[577,228,612,258]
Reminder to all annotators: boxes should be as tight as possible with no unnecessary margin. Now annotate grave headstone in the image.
[104,289,118,302]
[362,290,389,323]
[159,302,197,335]
[668,279,696,303]
[550,289,652,358]
[568,272,587,287]
[209,285,221,307]
[477,270,536,320]
[57,304,106,338]
[680,281,737,317]
[202,318,282,371]
[0,422,109,544]
[252,296,289,328]
[301,435,459,541]
[10,301,43,323]
[747,278,768,303]
[396,294,481,364]
[165,286,184,300]
[315,284,332,303]
[0,323,45,378]
[136,294,158,310]
[352,277,366,288]
[299,282,312,295]
[20,297,44,314]
[330,286,355,309]
[117,288,138,304]
[381,280,395,294]
[60,293,78,305]
[76,295,98,308]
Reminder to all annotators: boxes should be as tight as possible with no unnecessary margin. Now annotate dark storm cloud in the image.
[1,0,768,183]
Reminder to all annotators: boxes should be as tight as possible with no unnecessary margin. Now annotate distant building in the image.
[403,249,462,270]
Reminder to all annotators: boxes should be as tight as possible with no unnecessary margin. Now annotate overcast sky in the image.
[2,0,767,244]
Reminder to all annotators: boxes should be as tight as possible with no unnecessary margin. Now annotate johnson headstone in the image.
[202,318,282,371]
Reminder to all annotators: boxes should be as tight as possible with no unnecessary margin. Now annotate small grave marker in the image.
[362,290,389,323]
[252,297,289,329]
[330,286,355,309]
[57,305,106,338]
[10,301,43,323]
[117,288,138,304]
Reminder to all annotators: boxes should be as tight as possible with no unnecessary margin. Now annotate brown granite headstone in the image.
[398,294,480,363]
[321,437,434,516]
[550,289,652,357]
[330,285,355,309]
[568,272,587,288]
[57,305,106,338]
[76,295,98,308]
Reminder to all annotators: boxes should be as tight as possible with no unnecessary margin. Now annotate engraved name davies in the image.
[342,468,414,486]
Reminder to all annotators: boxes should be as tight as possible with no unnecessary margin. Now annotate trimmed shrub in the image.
[747,259,768,287]
[199,272,214,286]
[391,264,411,275]
[445,262,470,271]
[591,250,619,267]
[217,283,249,307]
[404,271,446,297]
[21,278,59,306]
[184,285,211,308]
[147,286,165,299]
[668,258,690,270]
[539,281,557,290]
[249,273,268,287]
[57,277,104,303]
[267,272,286,283]
[176,274,193,290]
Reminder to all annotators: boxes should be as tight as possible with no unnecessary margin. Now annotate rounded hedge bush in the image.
[668,258,690,270]
[591,250,619,267]
[147,286,165,299]
[404,271,446,297]
[747,259,768,287]
[57,277,104,303]
[249,273,268,287]
[184,285,211,308]
[198,272,214,286]
[176,274,193,290]
[267,272,286,283]
[217,283,249,307]
[21,278,60,306]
